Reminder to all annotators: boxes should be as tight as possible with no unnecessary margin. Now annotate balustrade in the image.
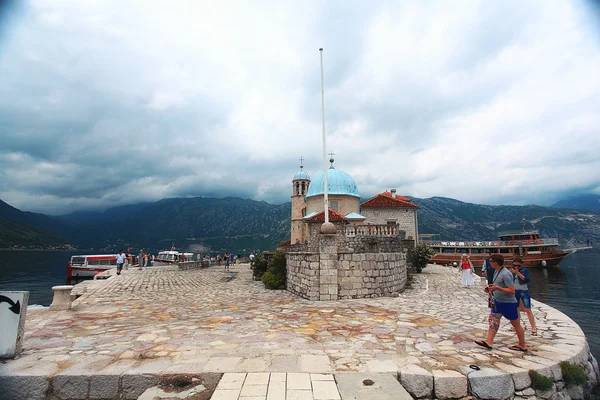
[344,224,398,237]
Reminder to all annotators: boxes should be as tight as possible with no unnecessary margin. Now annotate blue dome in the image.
[294,171,310,180]
[305,168,360,198]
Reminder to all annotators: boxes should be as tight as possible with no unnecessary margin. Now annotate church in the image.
[290,156,419,245]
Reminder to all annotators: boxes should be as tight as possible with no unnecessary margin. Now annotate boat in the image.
[421,229,570,267]
[155,250,195,264]
[67,254,119,279]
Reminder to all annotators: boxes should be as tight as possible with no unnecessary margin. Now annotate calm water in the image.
[1,249,598,359]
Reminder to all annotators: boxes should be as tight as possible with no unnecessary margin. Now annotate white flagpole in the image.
[319,48,329,224]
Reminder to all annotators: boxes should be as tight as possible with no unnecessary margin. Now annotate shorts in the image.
[515,290,532,308]
[117,263,123,271]
[491,301,519,321]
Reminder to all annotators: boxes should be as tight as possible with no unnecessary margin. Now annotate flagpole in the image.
[319,48,329,225]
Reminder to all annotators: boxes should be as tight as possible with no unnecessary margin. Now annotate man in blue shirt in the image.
[475,254,528,352]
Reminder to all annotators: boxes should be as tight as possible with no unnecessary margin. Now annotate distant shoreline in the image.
[0,248,88,252]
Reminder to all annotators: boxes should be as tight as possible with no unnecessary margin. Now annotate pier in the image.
[1,263,598,399]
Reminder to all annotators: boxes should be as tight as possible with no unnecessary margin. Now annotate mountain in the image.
[52,197,291,252]
[2,195,599,253]
[551,194,600,210]
[0,199,73,249]
[412,196,600,249]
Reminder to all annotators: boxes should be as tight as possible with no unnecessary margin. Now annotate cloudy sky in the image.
[1,0,599,215]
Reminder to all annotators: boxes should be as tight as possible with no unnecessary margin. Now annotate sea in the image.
[0,249,598,361]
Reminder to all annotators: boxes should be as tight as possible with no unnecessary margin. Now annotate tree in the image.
[407,243,435,273]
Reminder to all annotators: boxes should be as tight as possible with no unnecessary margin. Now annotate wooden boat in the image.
[422,229,570,267]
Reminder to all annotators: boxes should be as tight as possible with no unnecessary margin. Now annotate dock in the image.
[1,263,598,399]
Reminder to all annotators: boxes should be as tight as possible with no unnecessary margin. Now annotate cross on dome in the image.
[328,151,335,169]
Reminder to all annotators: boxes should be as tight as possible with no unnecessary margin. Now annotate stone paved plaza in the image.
[1,263,597,399]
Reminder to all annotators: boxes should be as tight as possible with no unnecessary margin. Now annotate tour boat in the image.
[67,254,119,279]
[155,250,195,264]
[422,229,570,267]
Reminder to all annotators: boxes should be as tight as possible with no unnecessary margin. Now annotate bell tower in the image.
[291,157,310,244]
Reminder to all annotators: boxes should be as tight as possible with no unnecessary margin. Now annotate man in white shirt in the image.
[249,253,255,262]
[116,250,126,275]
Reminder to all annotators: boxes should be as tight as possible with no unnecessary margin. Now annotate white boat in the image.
[67,254,119,279]
[155,251,195,264]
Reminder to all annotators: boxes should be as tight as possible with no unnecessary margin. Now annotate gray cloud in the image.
[1,0,599,215]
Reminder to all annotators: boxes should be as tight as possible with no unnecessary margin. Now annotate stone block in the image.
[494,362,531,391]
[52,375,89,399]
[399,364,433,398]
[49,285,74,311]
[468,367,515,400]
[121,374,158,399]
[433,369,467,399]
[89,375,119,399]
[0,375,50,400]
[536,384,557,400]
[567,384,584,400]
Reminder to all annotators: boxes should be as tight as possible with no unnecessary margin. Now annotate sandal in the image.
[475,340,493,350]
[531,330,538,336]
[508,345,528,352]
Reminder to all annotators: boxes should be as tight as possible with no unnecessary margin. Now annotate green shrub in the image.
[560,361,589,387]
[407,243,436,273]
[529,370,554,392]
[268,250,287,277]
[262,272,283,289]
[251,255,268,280]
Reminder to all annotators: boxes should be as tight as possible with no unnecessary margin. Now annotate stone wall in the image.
[361,207,418,241]
[286,252,321,301]
[286,230,409,301]
[337,252,406,299]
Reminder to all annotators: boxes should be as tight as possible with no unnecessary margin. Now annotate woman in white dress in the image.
[459,254,474,288]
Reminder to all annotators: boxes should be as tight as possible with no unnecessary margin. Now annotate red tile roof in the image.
[361,192,419,208]
[306,208,347,221]
[381,191,411,202]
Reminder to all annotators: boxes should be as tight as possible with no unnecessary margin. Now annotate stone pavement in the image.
[1,263,597,399]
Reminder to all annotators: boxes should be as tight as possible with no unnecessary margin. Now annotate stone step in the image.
[335,373,412,400]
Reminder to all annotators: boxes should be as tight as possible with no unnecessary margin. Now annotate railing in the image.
[345,224,399,237]
[420,238,559,247]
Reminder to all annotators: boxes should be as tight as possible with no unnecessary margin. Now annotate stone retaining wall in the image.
[0,372,222,400]
[286,232,409,300]
[286,252,321,300]
[337,252,406,299]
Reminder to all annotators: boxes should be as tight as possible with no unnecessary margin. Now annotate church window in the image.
[296,182,300,195]
[330,201,339,211]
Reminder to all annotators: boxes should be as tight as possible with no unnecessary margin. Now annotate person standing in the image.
[225,252,230,272]
[138,250,144,270]
[249,253,255,262]
[460,254,474,289]
[481,255,495,284]
[143,253,148,267]
[116,250,126,275]
[510,257,537,335]
[475,254,527,352]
